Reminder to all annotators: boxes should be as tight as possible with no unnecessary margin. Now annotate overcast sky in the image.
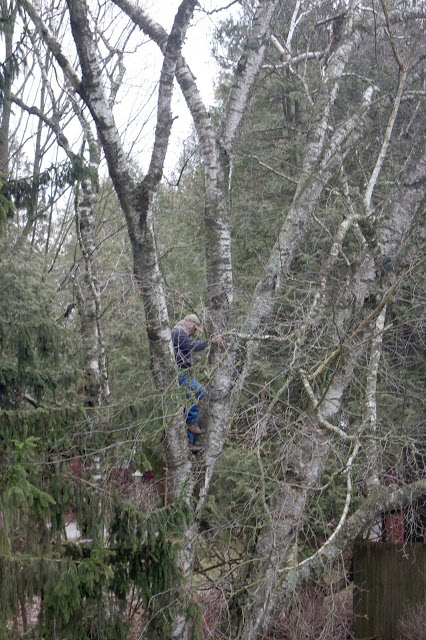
[143,1,240,175]
[3,2,239,181]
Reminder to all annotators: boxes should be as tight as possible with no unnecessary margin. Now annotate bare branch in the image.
[310,255,426,381]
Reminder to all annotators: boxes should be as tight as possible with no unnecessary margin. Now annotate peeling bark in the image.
[74,171,110,407]
[0,1,16,175]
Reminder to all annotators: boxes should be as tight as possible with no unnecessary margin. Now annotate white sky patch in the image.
[2,1,239,182]
[124,0,229,176]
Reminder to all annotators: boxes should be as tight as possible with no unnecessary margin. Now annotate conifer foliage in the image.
[0,245,189,636]
[0,402,192,638]
[0,251,66,408]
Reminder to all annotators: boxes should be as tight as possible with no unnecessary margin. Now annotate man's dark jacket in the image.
[171,327,206,370]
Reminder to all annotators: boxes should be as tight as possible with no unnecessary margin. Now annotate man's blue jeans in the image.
[178,371,206,444]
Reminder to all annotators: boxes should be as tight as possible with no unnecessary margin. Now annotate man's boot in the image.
[186,423,202,435]
[188,443,203,454]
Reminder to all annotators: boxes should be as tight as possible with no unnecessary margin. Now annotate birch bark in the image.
[229,22,426,627]
[0,1,16,175]
[74,163,110,406]
[232,38,372,411]
[11,80,110,407]
[61,1,198,632]
[235,6,365,393]
[23,0,204,499]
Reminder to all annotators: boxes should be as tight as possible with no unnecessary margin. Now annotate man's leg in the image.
[178,373,206,425]
[178,373,205,451]
[185,378,206,426]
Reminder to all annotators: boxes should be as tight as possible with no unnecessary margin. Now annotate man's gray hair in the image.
[176,314,203,334]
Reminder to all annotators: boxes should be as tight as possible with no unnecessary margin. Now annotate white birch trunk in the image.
[0,1,16,175]
[74,171,110,406]
[110,0,284,516]
[60,0,197,447]
[61,1,199,635]
[365,307,386,487]
[10,86,111,407]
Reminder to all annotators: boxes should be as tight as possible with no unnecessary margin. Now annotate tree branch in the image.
[309,255,426,381]
[279,479,426,598]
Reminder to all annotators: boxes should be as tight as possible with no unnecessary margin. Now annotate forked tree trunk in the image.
[41,0,198,634]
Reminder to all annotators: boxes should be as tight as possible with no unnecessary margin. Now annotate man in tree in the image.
[172,314,219,453]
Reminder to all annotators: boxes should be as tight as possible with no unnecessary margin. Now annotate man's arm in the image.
[179,333,207,353]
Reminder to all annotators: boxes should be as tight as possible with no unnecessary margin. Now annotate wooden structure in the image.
[353,541,425,640]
